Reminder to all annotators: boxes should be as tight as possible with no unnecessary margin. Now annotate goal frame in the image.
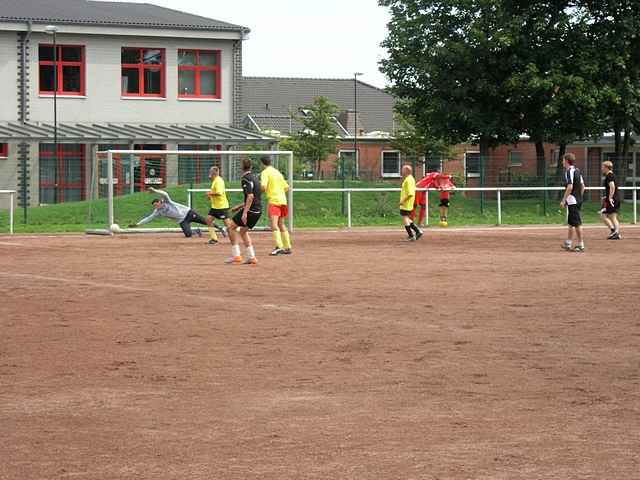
[87,150,294,235]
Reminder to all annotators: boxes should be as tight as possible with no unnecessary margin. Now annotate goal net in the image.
[86,149,294,235]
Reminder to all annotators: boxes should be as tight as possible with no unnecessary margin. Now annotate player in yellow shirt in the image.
[399,165,423,241]
[205,166,231,245]
[260,156,292,255]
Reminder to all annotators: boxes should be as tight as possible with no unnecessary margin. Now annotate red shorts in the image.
[268,204,288,218]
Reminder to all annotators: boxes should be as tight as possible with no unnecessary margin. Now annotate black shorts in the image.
[208,208,229,220]
[400,209,412,217]
[439,199,450,208]
[232,210,261,229]
[567,203,582,227]
[602,199,620,215]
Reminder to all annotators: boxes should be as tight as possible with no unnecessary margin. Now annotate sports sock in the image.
[272,230,283,249]
[282,230,291,249]
[231,244,241,257]
[405,225,414,237]
[208,226,218,241]
[247,245,256,258]
[410,222,420,234]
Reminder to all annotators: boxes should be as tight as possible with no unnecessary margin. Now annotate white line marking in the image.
[0,272,155,293]
[0,242,24,246]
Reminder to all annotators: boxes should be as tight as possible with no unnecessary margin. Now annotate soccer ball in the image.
[439,220,448,228]
[109,223,121,233]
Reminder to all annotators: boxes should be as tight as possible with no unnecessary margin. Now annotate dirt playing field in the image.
[1,226,639,480]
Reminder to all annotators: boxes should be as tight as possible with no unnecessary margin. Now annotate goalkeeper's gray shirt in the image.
[138,189,190,225]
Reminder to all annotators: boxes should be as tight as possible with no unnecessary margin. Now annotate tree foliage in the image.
[380,0,640,174]
[294,96,340,175]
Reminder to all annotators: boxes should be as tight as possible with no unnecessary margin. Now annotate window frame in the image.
[38,44,85,96]
[177,49,221,99]
[337,149,359,178]
[121,47,166,98]
[0,143,7,158]
[464,151,481,178]
[380,150,401,178]
[39,144,86,204]
[508,150,523,167]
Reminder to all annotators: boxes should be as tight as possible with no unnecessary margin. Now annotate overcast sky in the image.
[132,0,391,88]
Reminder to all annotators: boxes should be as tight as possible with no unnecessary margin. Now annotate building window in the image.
[337,150,358,179]
[121,48,165,97]
[550,149,559,167]
[178,50,221,98]
[178,145,222,184]
[0,143,7,158]
[39,44,85,95]
[465,151,481,178]
[381,151,401,177]
[509,150,523,167]
[39,144,85,204]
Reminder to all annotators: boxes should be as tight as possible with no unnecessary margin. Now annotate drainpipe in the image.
[20,21,33,223]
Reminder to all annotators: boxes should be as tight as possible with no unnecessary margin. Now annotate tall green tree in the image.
[578,0,640,172]
[380,0,522,161]
[392,107,453,170]
[295,96,340,175]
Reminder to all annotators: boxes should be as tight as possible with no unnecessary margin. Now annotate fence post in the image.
[188,190,192,208]
[347,191,352,229]
[497,189,502,225]
[480,155,485,214]
[543,170,548,216]
[634,188,638,225]
[425,189,429,226]
[9,191,14,235]
[107,151,114,229]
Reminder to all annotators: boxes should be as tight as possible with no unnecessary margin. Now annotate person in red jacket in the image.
[410,172,454,227]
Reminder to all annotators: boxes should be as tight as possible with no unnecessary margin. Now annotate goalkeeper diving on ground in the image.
[129,187,226,239]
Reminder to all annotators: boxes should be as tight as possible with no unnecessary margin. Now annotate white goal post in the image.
[87,150,294,235]
[0,190,16,235]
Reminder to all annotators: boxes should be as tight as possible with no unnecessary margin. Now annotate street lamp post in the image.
[342,72,363,215]
[353,72,363,181]
[45,25,59,200]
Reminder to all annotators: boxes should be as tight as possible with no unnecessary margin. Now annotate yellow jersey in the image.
[209,176,229,209]
[260,165,288,206]
[400,175,416,211]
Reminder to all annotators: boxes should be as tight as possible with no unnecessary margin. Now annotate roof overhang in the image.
[0,122,276,144]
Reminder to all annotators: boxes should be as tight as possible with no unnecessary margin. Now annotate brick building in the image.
[0,0,273,209]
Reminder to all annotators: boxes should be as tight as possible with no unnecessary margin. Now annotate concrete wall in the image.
[27,32,235,125]
[0,31,18,122]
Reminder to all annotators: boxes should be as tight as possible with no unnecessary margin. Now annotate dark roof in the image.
[0,122,274,143]
[0,0,248,32]
[245,114,350,137]
[241,77,396,135]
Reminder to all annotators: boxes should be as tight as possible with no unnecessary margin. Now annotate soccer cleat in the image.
[207,239,218,245]
[415,230,423,240]
[270,248,284,256]
[242,257,258,265]
[405,236,416,242]
[574,246,585,253]
[607,231,621,240]
[224,255,243,264]
[282,248,292,255]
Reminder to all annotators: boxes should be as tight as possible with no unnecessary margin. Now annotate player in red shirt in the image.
[410,172,454,227]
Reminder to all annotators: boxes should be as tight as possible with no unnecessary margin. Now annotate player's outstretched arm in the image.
[148,187,171,201]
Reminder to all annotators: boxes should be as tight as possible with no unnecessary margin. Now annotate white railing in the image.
[0,190,16,234]
[187,186,639,230]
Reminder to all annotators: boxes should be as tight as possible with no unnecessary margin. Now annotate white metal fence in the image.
[0,190,16,234]
[188,185,638,230]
